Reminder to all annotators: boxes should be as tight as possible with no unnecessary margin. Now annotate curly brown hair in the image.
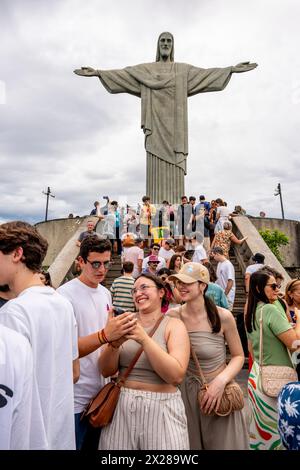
[0,221,48,272]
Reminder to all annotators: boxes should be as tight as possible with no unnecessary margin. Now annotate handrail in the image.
[231,216,291,289]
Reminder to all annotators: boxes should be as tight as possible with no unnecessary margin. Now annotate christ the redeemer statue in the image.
[74,32,257,204]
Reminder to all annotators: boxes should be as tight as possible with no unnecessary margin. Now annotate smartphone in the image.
[113,307,125,317]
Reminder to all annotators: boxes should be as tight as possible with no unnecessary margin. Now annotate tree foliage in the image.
[258,229,289,264]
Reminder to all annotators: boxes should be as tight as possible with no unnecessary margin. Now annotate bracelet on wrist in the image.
[101,328,109,343]
[97,330,105,345]
[97,329,109,346]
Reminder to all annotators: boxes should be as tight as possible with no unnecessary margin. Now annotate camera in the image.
[113,307,125,317]
[103,196,109,200]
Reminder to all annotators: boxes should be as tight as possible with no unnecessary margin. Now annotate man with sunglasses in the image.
[58,236,136,450]
[142,243,166,272]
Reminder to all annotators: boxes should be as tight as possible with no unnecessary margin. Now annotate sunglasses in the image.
[86,259,112,270]
[266,283,280,291]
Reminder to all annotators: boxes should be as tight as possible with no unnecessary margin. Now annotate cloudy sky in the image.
[1,0,299,223]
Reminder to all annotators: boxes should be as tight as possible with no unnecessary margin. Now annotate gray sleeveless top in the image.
[188,331,226,375]
[119,315,170,385]
[168,308,226,375]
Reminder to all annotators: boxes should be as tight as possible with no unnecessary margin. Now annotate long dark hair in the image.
[134,273,168,308]
[245,271,271,333]
[203,284,221,333]
[169,254,182,271]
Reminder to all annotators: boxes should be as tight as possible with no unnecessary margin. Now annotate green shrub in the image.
[258,229,289,264]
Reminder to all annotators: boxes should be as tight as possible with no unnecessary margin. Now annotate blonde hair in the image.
[285,279,300,306]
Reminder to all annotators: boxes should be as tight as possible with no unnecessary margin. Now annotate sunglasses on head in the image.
[266,282,280,291]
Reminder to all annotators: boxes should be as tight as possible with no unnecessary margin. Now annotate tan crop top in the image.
[119,316,170,385]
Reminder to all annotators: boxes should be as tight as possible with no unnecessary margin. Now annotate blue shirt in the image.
[206,283,229,309]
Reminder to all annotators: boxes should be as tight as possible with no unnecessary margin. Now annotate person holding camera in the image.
[58,236,137,450]
[99,273,190,450]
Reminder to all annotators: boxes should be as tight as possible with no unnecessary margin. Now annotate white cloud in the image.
[0,0,299,222]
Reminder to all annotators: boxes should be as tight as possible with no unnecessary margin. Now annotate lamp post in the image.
[42,187,55,222]
[274,183,285,219]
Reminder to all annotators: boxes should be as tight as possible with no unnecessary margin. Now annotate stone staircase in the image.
[230,249,247,318]
[103,253,122,289]
[229,249,249,362]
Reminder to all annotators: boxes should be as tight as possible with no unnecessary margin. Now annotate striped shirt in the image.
[110,276,135,312]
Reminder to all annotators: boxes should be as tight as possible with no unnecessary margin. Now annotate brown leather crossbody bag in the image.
[82,316,164,427]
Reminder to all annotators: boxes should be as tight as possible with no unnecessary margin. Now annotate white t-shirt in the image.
[0,325,48,450]
[58,278,112,413]
[0,286,78,450]
[216,260,236,304]
[192,244,207,263]
[217,206,231,219]
[245,263,265,275]
[158,247,175,263]
[142,255,166,272]
[122,246,144,278]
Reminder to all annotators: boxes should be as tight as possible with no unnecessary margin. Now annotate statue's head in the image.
[156,32,174,62]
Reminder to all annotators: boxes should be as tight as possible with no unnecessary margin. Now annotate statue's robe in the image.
[98,63,232,203]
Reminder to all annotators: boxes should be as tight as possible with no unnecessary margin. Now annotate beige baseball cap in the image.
[169,262,210,285]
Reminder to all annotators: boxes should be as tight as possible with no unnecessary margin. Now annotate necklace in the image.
[137,313,162,328]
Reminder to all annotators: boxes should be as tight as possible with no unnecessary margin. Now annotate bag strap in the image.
[190,343,207,385]
[117,315,164,385]
[258,305,264,371]
[177,305,207,386]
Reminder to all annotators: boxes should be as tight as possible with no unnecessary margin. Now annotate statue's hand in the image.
[232,62,258,73]
[73,67,98,77]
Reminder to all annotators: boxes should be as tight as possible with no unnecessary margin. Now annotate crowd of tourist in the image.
[0,194,299,451]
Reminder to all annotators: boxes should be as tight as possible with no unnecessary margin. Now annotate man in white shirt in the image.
[0,221,79,450]
[142,243,166,272]
[122,237,144,278]
[0,325,37,450]
[58,236,136,450]
[244,253,265,294]
[211,246,236,311]
[158,238,176,267]
[187,232,208,264]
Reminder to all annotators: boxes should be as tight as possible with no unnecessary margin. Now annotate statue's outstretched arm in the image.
[73,67,99,77]
[231,62,258,73]
[74,66,141,96]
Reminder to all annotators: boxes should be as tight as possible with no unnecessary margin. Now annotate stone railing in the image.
[44,216,99,288]
[231,216,291,289]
